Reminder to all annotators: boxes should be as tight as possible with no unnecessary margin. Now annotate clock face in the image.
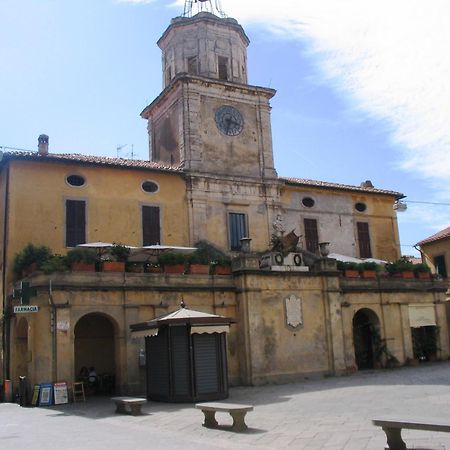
[215,105,244,136]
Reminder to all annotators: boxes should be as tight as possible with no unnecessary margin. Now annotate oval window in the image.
[66,174,85,187]
[355,202,367,212]
[142,180,159,193]
[302,197,315,208]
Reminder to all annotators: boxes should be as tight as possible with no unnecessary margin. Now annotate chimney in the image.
[360,180,374,188]
[38,134,49,155]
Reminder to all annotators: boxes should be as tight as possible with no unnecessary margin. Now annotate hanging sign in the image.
[53,382,68,405]
[14,305,39,313]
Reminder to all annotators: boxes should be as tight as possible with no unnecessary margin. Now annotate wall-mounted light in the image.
[394,201,407,212]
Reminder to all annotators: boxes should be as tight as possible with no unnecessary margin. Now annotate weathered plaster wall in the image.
[5,160,189,279]
[10,272,238,394]
[281,185,401,261]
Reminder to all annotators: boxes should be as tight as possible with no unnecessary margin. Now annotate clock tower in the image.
[141,7,281,249]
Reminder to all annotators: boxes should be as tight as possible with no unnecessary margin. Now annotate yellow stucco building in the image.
[1,9,448,398]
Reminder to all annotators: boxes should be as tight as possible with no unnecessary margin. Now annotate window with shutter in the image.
[66,200,86,247]
[304,218,319,254]
[357,222,372,258]
[229,213,247,251]
[142,205,160,246]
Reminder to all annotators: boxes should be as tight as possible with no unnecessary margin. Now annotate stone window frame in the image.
[65,173,86,188]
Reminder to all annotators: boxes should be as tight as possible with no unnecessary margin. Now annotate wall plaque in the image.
[285,294,303,328]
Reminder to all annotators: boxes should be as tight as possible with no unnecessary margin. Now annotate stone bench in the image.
[195,402,253,432]
[373,417,450,450]
[111,397,146,416]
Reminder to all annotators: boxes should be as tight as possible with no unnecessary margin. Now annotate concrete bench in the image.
[111,397,146,416]
[373,417,450,450]
[195,402,253,432]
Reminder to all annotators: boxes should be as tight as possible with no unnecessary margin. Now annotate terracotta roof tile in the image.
[417,226,450,246]
[280,176,403,198]
[0,150,182,172]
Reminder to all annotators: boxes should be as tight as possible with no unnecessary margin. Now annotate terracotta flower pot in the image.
[164,264,185,274]
[416,271,431,280]
[401,271,414,279]
[102,261,125,272]
[189,264,210,275]
[344,269,359,278]
[71,262,95,272]
[214,265,232,275]
[361,270,376,279]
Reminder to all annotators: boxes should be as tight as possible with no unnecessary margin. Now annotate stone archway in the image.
[352,308,380,370]
[74,313,116,393]
[14,318,29,378]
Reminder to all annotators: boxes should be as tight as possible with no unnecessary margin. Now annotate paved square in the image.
[2,362,450,449]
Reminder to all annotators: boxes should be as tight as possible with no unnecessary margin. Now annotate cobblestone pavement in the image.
[2,362,450,449]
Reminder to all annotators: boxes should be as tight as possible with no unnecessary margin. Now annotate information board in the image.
[53,382,68,405]
[31,385,40,406]
[39,383,53,406]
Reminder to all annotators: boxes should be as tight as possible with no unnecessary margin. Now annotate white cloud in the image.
[174,0,450,184]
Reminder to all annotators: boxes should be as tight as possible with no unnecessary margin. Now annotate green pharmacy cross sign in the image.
[13,281,37,305]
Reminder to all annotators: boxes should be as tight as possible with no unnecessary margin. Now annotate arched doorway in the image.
[352,308,380,370]
[74,313,116,394]
[14,318,29,378]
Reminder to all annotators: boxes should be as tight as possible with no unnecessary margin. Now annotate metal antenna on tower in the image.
[183,0,226,18]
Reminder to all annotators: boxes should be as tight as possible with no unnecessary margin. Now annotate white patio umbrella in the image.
[77,242,114,258]
[128,245,197,262]
[328,253,363,263]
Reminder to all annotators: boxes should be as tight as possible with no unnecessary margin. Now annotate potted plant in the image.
[103,243,130,272]
[359,261,379,278]
[385,259,415,278]
[337,261,359,278]
[66,247,97,272]
[13,243,53,278]
[41,255,69,274]
[158,252,187,274]
[413,263,432,280]
[187,252,210,275]
[212,256,232,275]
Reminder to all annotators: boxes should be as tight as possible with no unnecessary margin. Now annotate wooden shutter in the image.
[66,200,86,247]
[304,218,319,253]
[357,222,372,258]
[142,206,160,246]
[229,213,246,251]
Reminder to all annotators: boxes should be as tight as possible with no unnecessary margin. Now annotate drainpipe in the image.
[2,162,11,382]
[48,280,57,382]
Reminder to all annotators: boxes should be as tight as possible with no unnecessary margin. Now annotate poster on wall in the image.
[53,382,68,405]
[39,383,53,406]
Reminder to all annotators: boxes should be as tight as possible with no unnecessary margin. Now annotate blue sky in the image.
[1,0,449,257]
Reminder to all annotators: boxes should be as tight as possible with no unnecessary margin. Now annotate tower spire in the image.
[183,0,226,18]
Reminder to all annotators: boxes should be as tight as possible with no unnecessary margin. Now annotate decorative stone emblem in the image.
[285,294,303,328]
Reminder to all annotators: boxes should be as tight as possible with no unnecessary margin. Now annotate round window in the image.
[142,180,159,193]
[66,174,85,187]
[302,197,315,208]
[355,202,367,212]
